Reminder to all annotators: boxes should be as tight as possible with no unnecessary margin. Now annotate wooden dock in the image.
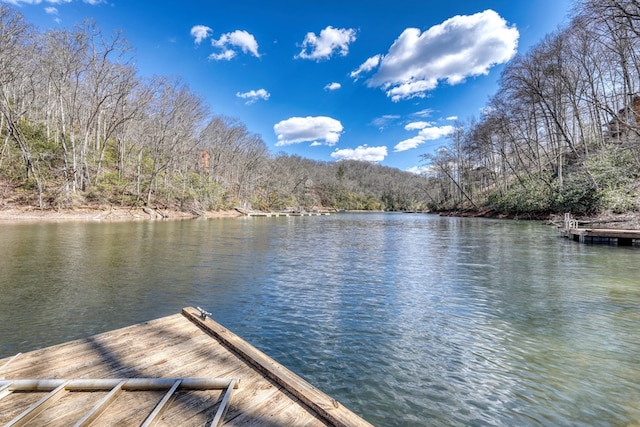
[234,207,330,217]
[0,307,373,427]
[558,214,640,245]
[246,212,329,217]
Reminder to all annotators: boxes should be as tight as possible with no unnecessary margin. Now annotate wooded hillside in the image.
[422,0,640,216]
[2,1,640,217]
[0,5,429,213]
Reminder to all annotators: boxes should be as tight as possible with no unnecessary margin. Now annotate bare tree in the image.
[139,76,207,206]
[0,6,48,206]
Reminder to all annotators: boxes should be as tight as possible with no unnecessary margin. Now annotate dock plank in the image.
[0,308,373,427]
[558,226,640,245]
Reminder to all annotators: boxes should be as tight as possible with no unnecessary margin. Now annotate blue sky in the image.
[4,0,573,172]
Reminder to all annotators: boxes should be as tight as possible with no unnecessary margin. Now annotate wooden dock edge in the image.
[182,307,373,427]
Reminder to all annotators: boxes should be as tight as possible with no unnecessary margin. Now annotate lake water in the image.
[1,213,639,426]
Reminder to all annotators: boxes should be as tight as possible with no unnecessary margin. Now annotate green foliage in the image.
[101,139,120,167]
[18,120,57,155]
[325,187,383,210]
[488,175,553,214]
[485,146,640,216]
[0,141,26,182]
[550,170,599,215]
[569,147,638,214]
[257,190,298,211]
[598,186,639,213]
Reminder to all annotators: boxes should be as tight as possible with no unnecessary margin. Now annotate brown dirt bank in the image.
[0,205,243,223]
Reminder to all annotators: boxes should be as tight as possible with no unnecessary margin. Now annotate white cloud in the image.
[419,125,455,140]
[446,115,458,121]
[274,116,343,147]
[208,49,236,61]
[404,121,430,131]
[394,136,426,152]
[296,26,356,61]
[370,114,400,130]
[387,79,437,102]
[44,6,57,13]
[236,88,270,105]
[394,124,455,152]
[190,25,212,45]
[353,10,518,101]
[331,145,388,163]
[406,165,434,175]
[350,54,381,80]
[208,30,260,60]
[324,82,341,91]
[411,109,433,118]
[480,106,495,116]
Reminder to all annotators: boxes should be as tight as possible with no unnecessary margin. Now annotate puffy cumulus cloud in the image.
[208,30,260,60]
[324,82,341,91]
[353,10,518,101]
[446,115,458,121]
[274,116,343,147]
[394,124,454,152]
[331,145,387,163]
[296,26,356,61]
[190,25,212,45]
[236,88,270,105]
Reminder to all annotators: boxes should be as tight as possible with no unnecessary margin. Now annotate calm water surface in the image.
[1,213,639,426]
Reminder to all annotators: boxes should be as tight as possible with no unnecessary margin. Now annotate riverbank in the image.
[0,205,243,223]
[438,208,640,229]
[2,204,640,229]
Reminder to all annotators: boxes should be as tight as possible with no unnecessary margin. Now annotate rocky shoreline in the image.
[0,206,243,223]
[1,205,639,230]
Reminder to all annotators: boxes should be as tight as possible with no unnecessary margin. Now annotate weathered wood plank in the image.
[182,307,373,427]
[73,381,126,427]
[6,382,69,426]
[0,310,373,426]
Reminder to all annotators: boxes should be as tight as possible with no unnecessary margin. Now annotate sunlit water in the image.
[1,213,639,426]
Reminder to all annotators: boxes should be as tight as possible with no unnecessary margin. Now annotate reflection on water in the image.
[1,213,639,426]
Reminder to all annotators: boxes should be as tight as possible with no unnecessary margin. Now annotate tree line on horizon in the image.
[0,5,429,213]
[3,1,640,217]
[423,0,640,216]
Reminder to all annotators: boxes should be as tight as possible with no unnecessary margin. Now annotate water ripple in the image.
[1,214,640,426]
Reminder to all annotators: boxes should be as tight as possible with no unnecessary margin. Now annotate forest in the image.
[0,5,429,214]
[1,0,640,217]
[424,0,640,216]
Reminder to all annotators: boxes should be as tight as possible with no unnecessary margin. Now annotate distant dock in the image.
[235,207,330,217]
[0,307,372,426]
[558,213,640,246]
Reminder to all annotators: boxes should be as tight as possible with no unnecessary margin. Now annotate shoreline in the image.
[0,206,243,223]
[1,205,639,230]
[440,209,640,229]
